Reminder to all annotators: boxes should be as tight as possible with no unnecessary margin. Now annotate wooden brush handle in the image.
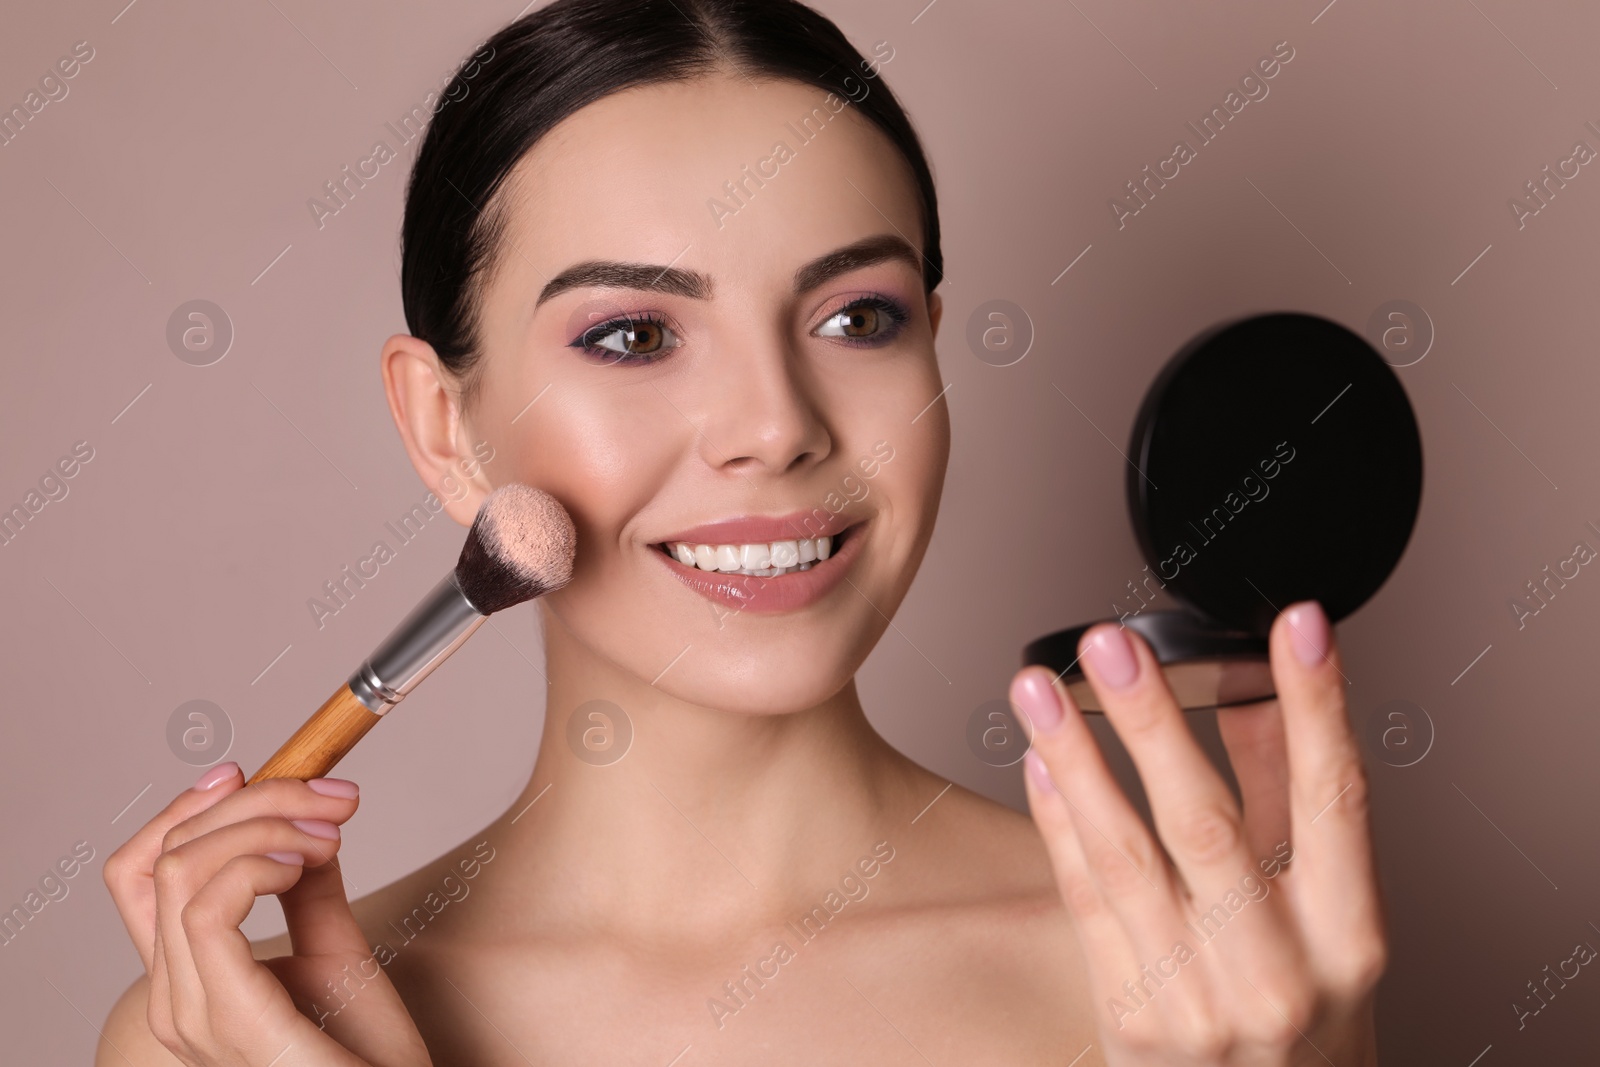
[248,684,383,784]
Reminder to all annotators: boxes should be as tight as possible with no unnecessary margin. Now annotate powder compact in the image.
[1022,311,1423,711]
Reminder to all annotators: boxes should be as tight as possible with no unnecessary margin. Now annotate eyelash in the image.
[567,295,911,366]
[817,294,910,349]
[569,311,675,366]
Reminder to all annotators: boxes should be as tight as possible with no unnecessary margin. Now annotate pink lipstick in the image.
[651,512,865,615]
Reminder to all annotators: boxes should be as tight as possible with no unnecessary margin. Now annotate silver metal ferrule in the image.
[347,571,487,713]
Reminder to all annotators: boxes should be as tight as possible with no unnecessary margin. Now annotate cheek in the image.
[499,382,685,558]
[874,418,947,558]
[872,377,949,521]
[822,368,949,593]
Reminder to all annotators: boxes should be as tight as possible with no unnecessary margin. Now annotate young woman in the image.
[100,1,1386,1062]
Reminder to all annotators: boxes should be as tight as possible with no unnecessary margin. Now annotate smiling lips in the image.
[663,534,833,577]
[652,511,862,614]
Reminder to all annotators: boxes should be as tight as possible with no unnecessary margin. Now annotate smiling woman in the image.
[100,1,1387,1064]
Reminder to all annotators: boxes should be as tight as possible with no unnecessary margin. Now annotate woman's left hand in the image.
[1011,600,1385,1066]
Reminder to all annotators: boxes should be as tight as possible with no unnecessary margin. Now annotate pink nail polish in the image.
[265,851,304,865]
[1024,749,1055,793]
[307,778,359,799]
[1012,669,1063,733]
[1082,626,1139,689]
[1287,601,1329,666]
[193,762,240,791]
[292,819,341,840]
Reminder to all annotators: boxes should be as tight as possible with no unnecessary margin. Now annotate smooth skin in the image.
[100,70,1384,1065]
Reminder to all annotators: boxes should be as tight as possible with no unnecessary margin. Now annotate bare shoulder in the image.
[249,834,497,962]
[879,768,1077,935]
[891,767,1062,905]
[809,770,1097,1058]
[98,971,179,1066]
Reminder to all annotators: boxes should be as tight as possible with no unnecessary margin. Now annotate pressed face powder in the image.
[1024,311,1424,711]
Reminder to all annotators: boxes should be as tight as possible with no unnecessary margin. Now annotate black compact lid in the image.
[1127,312,1423,634]
[1021,311,1423,711]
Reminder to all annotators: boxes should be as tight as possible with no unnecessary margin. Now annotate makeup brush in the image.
[248,483,576,784]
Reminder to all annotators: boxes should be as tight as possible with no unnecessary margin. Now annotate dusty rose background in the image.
[2,0,1597,1062]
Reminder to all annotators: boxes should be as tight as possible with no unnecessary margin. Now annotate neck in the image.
[472,602,930,943]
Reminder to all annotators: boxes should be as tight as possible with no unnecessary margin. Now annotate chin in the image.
[649,622,884,716]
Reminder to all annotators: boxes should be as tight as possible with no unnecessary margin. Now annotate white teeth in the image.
[663,534,843,575]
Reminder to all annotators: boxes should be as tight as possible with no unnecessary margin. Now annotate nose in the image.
[692,325,832,479]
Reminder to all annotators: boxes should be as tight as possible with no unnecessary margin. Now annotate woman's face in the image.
[442,73,948,714]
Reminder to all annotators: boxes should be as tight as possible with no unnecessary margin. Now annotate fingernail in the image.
[307,778,359,798]
[1287,601,1329,666]
[292,819,341,840]
[193,762,240,791]
[1012,669,1063,733]
[265,851,305,865]
[1082,626,1139,689]
[1024,749,1055,793]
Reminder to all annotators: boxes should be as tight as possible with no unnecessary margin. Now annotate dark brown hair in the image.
[399,0,943,407]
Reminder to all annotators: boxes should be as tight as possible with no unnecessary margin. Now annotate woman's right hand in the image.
[101,762,433,1066]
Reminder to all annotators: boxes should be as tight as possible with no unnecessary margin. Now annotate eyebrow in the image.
[533,233,923,309]
[793,233,924,294]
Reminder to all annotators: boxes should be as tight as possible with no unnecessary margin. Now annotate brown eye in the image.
[822,305,879,338]
[617,321,665,353]
[813,297,908,347]
[580,316,678,361]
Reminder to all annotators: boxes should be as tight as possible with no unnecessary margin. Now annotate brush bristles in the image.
[454,484,577,615]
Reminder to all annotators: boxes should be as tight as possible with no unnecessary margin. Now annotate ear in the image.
[927,289,943,340]
[380,333,490,527]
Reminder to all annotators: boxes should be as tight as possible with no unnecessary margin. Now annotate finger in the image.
[1077,626,1305,988]
[183,854,314,1054]
[1019,747,1151,1030]
[147,920,175,1049]
[1271,601,1386,990]
[163,777,360,857]
[280,861,370,960]
[1216,699,1292,863]
[103,761,244,970]
[1015,729,1139,957]
[153,849,212,1043]
[153,816,342,1036]
[1011,667,1185,966]
[1077,624,1257,899]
